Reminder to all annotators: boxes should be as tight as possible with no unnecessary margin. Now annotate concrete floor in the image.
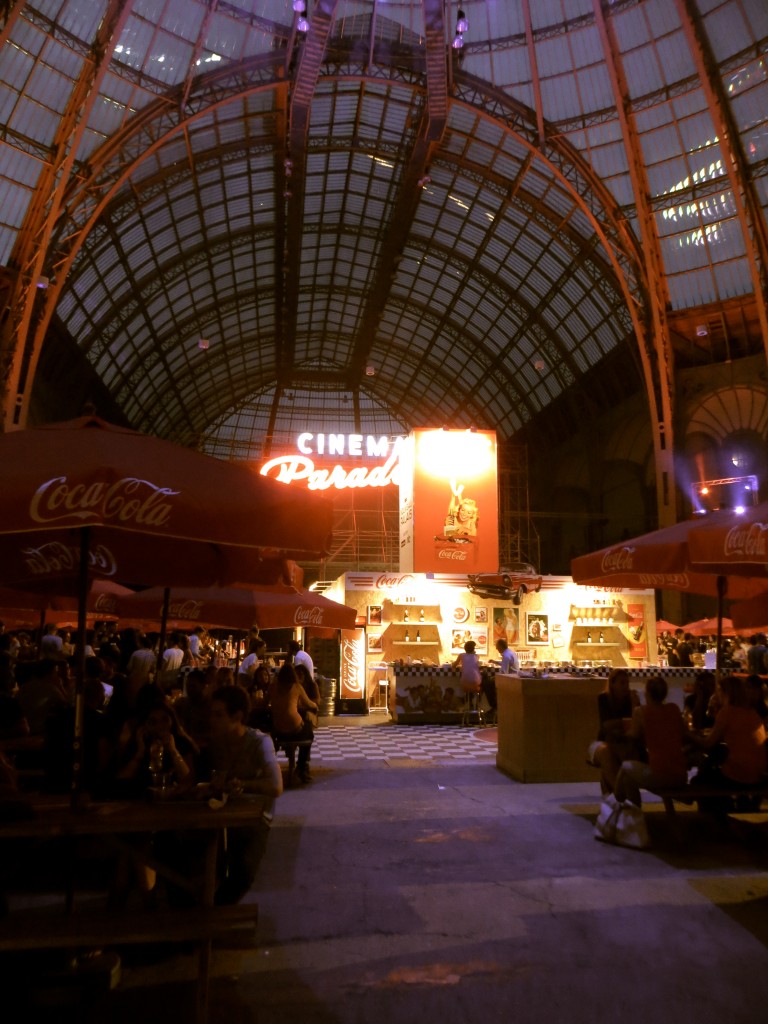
[17,721,768,1024]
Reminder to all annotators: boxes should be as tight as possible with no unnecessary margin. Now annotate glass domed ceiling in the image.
[0,0,765,451]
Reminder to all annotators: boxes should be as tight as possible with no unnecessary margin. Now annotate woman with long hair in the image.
[270,663,317,783]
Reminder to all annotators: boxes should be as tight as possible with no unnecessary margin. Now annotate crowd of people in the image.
[657,628,768,673]
[589,666,768,816]
[0,620,321,905]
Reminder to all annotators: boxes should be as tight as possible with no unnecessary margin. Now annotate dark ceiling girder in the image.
[343,0,447,385]
[0,0,134,431]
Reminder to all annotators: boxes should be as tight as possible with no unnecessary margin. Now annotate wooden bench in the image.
[0,901,259,951]
[0,902,258,1019]
[272,736,313,784]
[651,783,768,842]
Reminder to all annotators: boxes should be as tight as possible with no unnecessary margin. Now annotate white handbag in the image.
[594,793,650,849]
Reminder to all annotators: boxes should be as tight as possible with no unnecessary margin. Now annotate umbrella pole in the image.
[157,587,171,678]
[71,526,90,810]
[715,575,726,688]
[233,630,245,675]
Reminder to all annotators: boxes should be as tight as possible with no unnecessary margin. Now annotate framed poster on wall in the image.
[450,625,489,655]
[525,613,549,645]
[493,607,519,646]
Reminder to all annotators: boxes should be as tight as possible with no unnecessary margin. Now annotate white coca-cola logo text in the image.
[22,541,118,577]
[29,477,179,527]
[341,635,364,695]
[169,600,203,619]
[600,547,635,573]
[723,523,768,558]
[637,573,690,588]
[294,606,324,626]
[375,573,415,588]
[438,548,467,561]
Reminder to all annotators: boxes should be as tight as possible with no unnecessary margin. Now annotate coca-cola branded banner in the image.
[340,628,366,698]
[399,428,498,574]
[627,603,647,659]
[117,584,356,631]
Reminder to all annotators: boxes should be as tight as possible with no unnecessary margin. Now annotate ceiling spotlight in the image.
[365,365,376,377]
[297,15,309,32]
[452,33,464,49]
[292,0,306,11]
[533,358,546,371]
[36,275,49,289]
[456,9,468,34]
[417,174,431,187]
[198,338,210,350]
[284,157,293,174]
[283,188,293,199]
[696,324,708,337]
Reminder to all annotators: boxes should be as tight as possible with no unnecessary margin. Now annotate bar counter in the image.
[494,668,699,783]
[391,664,496,723]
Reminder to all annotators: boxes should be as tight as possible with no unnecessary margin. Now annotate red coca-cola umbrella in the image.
[117,583,356,632]
[687,501,768,576]
[682,616,735,637]
[0,414,333,800]
[655,619,680,633]
[729,592,768,633]
[0,414,332,590]
[0,579,133,631]
[571,513,768,682]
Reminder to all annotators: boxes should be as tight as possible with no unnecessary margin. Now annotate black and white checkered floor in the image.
[303,720,497,765]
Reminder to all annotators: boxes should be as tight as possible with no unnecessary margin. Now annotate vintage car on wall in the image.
[466,563,543,605]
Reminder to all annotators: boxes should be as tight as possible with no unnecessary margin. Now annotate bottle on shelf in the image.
[403,608,409,622]
[586,630,592,643]
[404,628,410,642]
[419,609,424,622]
[416,630,421,642]
[599,631,604,643]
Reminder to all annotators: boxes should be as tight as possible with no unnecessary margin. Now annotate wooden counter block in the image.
[496,674,605,783]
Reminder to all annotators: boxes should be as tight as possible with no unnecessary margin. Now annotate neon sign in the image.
[260,434,405,491]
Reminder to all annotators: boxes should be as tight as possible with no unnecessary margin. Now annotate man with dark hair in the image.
[287,638,314,680]
[17,658,68,735]
[205,685,283,904]
[676,632,695,668]
[747,634,768,676]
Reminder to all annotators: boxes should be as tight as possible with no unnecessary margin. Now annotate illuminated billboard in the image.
[399,428,499,573]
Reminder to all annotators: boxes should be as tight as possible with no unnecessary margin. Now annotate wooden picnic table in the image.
[0,792,265,1021]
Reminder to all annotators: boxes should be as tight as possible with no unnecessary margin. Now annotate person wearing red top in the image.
[615,675,689,808]
[694,675,767,787]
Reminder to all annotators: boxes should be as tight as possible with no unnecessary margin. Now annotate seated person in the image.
[203,685,283,904]
[745,674,768,723]
[113,701,196,796]
[174,667,213,748]
[692,674,767,790]
[588,668,640,794]
[270,663,317,784]
[247,664,273,733]
[684,671,716,731]
[17,658,69,736]
[614,676,689,808]
[294,662,320,728]
[43,677,108,794]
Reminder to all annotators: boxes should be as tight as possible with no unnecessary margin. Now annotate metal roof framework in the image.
[0,1,766,528]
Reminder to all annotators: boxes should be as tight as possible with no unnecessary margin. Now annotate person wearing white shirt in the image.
[288,640,314,680]
[495,639,519,673]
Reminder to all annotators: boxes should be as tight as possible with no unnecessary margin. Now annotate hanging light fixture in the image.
[297,14,310,32]
[292,0,306,11]
[453,7,468,49]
